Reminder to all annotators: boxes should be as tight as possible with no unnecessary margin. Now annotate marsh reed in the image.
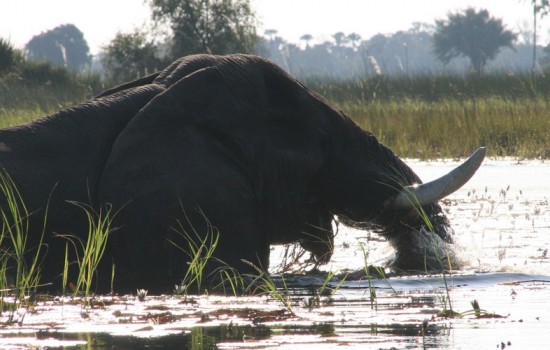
[342,97,550,159]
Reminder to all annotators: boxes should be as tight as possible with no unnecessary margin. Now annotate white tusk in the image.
[389,147,487,209]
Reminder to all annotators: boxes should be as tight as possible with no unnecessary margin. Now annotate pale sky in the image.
[0,0,546,55]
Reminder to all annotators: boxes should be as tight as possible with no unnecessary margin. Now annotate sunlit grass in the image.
[58,203,116,303]
[0,170,46,322]
[170,208,245,297]
[243,259,294,313]
[0,107,53,128]
[341,96,550,159]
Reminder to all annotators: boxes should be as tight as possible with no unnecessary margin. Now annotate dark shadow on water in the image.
[8,321,450,349]
[33,324,266,349]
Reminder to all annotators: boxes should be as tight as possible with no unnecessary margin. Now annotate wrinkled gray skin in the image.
[1,54,456,293]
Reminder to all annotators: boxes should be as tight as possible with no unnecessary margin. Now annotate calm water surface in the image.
[1,159,549,349]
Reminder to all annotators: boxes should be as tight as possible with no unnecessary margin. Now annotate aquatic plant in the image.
[417,215,457,317]
[242,259,293,313]
[303,270,348,311]
[136,288,148,302]
[359,243,379,310]
[171,209,220,296]
[110,263,116,295]
[61,242,69,295]
[170,208,245,297]
[0,170,46,313]
[58,203,116,302]
[214,264,245,297]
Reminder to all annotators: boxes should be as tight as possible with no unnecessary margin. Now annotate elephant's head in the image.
[328,144,486,273]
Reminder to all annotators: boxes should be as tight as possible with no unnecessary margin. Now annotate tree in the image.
[264,29,278,41]
[25,24,91,72]
[300,34,313,49]
[102,30,165,83]
[528,0,550,70]
[147,0,259,58]
[531,0,550,16]
[0,38,22,76]
[433,8,516,74]
[347,33,362,49]
[332,32,348,47]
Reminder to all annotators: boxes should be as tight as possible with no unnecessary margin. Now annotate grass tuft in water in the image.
[242,259,293,313]
[0,170,46,321]
[360,243,379,310]
[170,208,245,297]
[137,289,148,302]
[304,270,348,311]
[58,203,116,303]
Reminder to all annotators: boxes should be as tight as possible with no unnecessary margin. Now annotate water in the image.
[1,160,549,349]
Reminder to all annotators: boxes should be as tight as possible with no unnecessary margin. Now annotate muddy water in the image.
[1,160,550,349]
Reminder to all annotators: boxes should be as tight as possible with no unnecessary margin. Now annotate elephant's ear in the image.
[107,61,327,174]
[98,66,261,203]
[99,62,326,223]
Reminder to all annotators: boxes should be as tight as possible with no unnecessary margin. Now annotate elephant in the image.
[0,54,486,293]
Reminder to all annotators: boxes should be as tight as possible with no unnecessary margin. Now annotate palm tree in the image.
[264,29,278,41]
[300,34,313,49]
[347,33,362,49]
[332,32,347,47]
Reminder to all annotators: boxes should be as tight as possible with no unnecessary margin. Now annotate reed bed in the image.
[341,97,550,159]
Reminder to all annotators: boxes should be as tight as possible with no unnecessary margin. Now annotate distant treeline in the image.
[259,26,549,80]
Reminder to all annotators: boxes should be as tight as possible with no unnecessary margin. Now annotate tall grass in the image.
[0,61,102,110]
[0,61,102,128]
[342,96,550,159]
